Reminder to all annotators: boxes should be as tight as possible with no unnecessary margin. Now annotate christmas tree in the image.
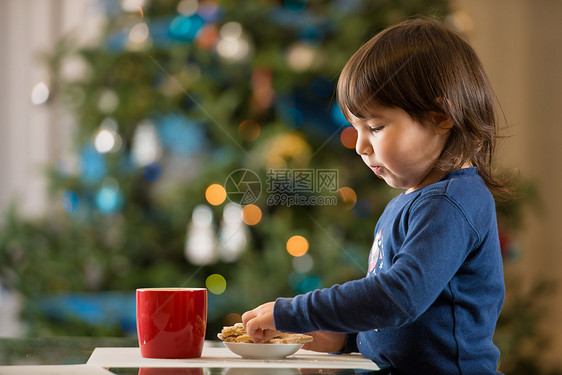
[4,2,560,373]
[1,0,453,337]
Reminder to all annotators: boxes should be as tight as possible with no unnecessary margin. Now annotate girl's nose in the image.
[355,131,373,156]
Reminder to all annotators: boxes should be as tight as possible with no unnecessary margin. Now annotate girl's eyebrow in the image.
[370,110,389,119]
[360,110,386,120]
[348,110,387,126]
[365,114,386,122]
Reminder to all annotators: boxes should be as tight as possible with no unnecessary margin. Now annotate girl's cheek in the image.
[374,140,388,160]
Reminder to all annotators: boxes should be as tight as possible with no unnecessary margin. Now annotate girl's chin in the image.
[381,177,412,191]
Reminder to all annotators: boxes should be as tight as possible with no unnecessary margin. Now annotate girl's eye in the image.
[370,126,384,133]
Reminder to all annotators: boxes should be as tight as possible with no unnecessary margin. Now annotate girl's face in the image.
[349,106,452,193]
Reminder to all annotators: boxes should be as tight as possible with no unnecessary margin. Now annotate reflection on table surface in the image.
[112,369,383,375]
[0,337,388,374]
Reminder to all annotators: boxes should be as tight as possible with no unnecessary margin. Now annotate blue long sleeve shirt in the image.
[274,168,504,374]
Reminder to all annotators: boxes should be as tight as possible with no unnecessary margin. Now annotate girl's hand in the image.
[302,331,347,353]
[242,303,346,352]
[241,301,281,343]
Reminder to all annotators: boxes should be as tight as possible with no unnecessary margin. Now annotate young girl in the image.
[242,19,505,374]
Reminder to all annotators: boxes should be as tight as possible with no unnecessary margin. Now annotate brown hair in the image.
[337,18,509,197]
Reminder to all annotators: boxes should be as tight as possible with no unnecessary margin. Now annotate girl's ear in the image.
[433,97,454,134]
[430,111,454,135]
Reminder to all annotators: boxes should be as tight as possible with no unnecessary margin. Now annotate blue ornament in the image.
[331,103,351,128]
[62,191,79,213]
[276,89,341,139]
[95,185,123,214]
[80,143,107,184]
[269,5,331,32]
[105,29,128,51]
[284,0,308,13]
[300,27,324,47]
[280,107,304,130]
[298,276,322,293]
[147,18,176,48]
[157,113,207,157]
[168,14,205,42]
[288,272,322,293]
[143,161,162,183]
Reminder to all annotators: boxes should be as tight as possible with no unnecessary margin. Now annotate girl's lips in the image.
[370,166,385,180]
[370,165,382,174]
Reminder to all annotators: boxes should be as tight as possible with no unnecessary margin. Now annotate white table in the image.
[87,345,381,371]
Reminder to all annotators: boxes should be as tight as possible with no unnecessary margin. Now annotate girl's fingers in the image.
[241,310,255,327]
[262,329,280,342]
[241,301,277,342]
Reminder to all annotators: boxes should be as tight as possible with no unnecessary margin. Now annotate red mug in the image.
[136,288,207,359]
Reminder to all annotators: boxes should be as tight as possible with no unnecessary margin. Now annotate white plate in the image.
[223,342,303,359]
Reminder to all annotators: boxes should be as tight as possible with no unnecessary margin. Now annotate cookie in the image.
[217,323,313,344]
[269,333,313,344]
[218,322,246,338]
[219,333,254,343]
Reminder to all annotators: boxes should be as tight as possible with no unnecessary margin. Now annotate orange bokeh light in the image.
[223,312,242,327]
[337,186,357,209]
[286,235,309,257]
[242,204,262,225]
[205,184,227,206]
[238,119,261,142]
[340,126,357,149]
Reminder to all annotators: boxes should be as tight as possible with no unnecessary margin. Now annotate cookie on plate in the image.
[217,323,313,344]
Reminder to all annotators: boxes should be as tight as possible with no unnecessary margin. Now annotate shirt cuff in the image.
[273,297,312,332]
[341,332,359,353]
